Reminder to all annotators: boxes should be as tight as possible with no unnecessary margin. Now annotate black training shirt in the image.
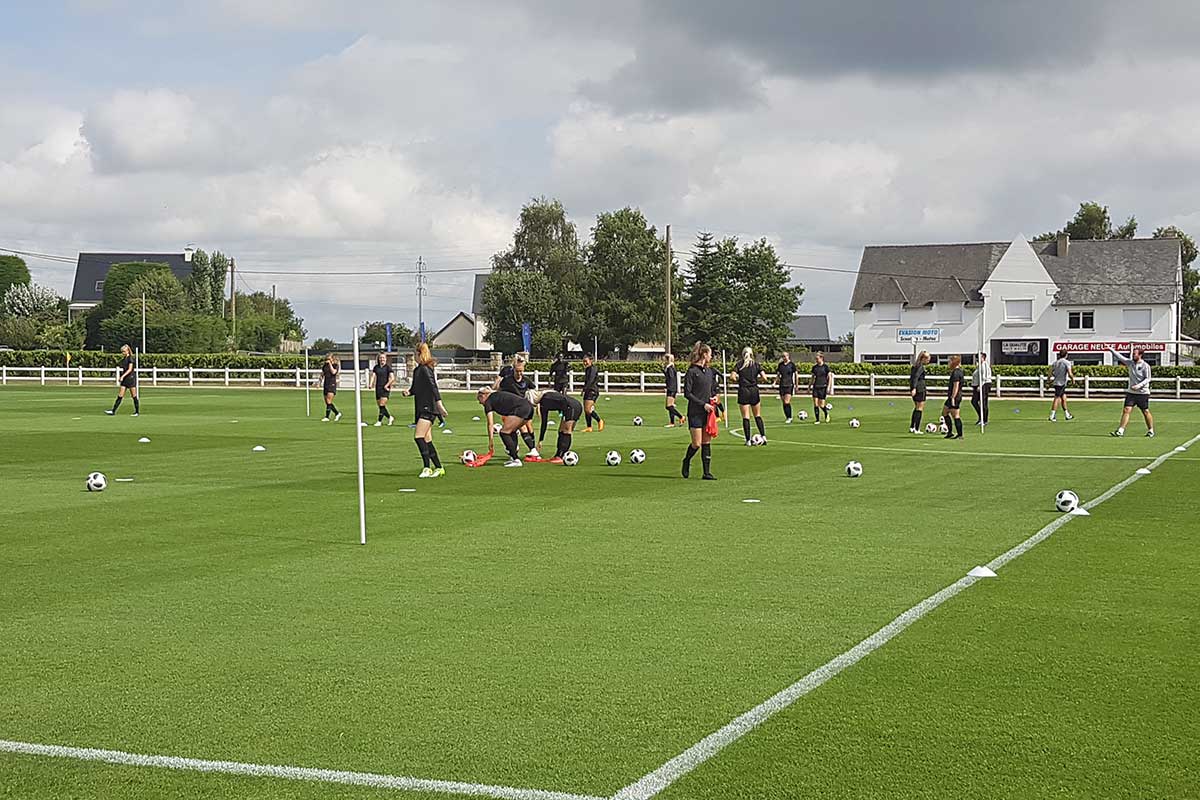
[684,364,715,410]
[811,363,831,388]
[777,361,797,387]
[500,370,531,397]
[909,363,926,392]
[372,363,394,389]
[485,391,532,418]
[947,366,964,399]
[735,361,763,389]
[583,364,599,392]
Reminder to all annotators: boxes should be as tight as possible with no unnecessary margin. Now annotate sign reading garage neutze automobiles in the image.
[1054,341,1167,352]
[896,327,941,343]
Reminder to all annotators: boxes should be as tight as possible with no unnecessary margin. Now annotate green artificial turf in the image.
[1,386,1197,799]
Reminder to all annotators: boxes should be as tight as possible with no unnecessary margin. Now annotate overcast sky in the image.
[3,0,1199,340]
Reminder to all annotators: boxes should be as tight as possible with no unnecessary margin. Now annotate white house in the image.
[428,274,492,352]
[850,234,1184,366]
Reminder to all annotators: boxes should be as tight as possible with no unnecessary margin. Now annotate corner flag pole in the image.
[722,349,730,430]
[304,348,311,418]
[352,329,367,546]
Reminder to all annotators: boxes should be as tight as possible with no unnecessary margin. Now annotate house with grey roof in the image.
[429,274,492,351]
[68,249,198,321]
[785,315,846,356]
[850,234,1184,365]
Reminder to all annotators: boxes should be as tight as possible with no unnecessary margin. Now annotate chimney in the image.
[183,245,195,262]
[1057,232,1069,258]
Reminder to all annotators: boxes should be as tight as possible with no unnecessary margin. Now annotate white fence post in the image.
[869,373,876,396]
[640,371,645,392]
[1038,375,1044,398]
[465,369,472,390]
[569,372,575,392]
[78,366,83,386]
[996,375,1002,397]
[1177,375,1182,399]
[1084,375,1090,399]
[2,365,6,385]
[40,366,45,385]
[603,372,610,393]
[295,367,301,388]
[153,366,158,387]
[224,367,230,386]
[260,367,266,387]
[188,367,194,387]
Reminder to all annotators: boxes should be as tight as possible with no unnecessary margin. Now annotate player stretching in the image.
[478,387,535,467]
[319,353,340,421]
[407,343,448,477]
[1109,347,1154,437]
[682,342,717,480]
[105,344,139,416]
[810,352,832,424]
[941,354,964,439]
[776,351,797,423]
[498,354,539,457]
[663,353,682,427]
[549,353,570,393]
[581,354,604,432]
[732,346,768,444]
[908,350,930,433]
[535,390,583,462]
[369,352,395,426]
[1048,350,1075,421]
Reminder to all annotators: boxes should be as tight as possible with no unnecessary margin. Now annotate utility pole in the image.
[230,257,237,343]
[415,256,427,342]
[271,284,277,319]
[664,224,672,357]
[141,293,147,354]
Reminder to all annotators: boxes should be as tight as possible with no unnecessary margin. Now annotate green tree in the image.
[0,317,40,348]
[85,262,173,347]
[478,270,558,354]
[209,252,229,316]
[1035,202,1137,241]
[1155,225,1200,336]
[678,232,738,351]
[186,249,214,314]
[360,321,416,348]
[3,282,63,319]
[491,198,585,337]
[125,270,187,314]
[312,337,338,352]
[233,291,306,340]
[0,255,31,300]
[733,238,803,355]
[529,328,563,358]
[99,308,227,352]
[38,321,86,350]
[580,207,674,358]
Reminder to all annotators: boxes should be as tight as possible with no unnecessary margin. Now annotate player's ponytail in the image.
[739,346,753,370]
[689,341,711,367]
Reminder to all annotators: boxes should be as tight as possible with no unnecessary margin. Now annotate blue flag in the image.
[385,323,393,351]
[419,322,426,343]
[521,322,532,353]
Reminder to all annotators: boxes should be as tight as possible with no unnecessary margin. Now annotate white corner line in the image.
[613,431,1200,800]
[767,438,1174,462]
[0,740,605,800]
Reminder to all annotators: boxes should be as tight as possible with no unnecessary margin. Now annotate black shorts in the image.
[687,408,709,429]
[1053,385,1067,398]
[583,389,600,402]
[560,398,583,422]
[323,385,337,395]
[666,388,677,398]
[912,390,927,403]
[1124,393,1150,410]
[738,389,761,406]
[944,394,962,410]
[416,409,436,422]
[375,390,390,400]
[120,377,137,389]
[812,386,828,400]
[779,384,794,397]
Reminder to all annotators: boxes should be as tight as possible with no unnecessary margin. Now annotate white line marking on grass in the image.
[614,431,1200,800]
[0,740,605,800]
[768,439,1166,462]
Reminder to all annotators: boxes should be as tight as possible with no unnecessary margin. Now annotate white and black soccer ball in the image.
[605,450,622,466]
[826,403,834,410]
[632,416,643,427]
[1055,490,1080,513]
[492,422,503,433]
[939,422,950,434]
[849,418,861,428]
[845,461,863,478]
[562,450,580,466]
[925,422,939,434]
[798,410,809,420]
[460,449,477,465]
[750,433,766,446]
[86,471,107,492]
[629,448,646,464]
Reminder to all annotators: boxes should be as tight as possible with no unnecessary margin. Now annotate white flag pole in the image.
[304,348,311,418]
[352,329,367,546]
[722,349,730,429]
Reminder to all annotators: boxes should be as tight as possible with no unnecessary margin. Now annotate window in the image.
[875,303,901,324]
[1004,299,1033,323]
[1068,310,1094,330]
[94,280,105,293]
[1122,308,1152,332]
[935,302,963,324]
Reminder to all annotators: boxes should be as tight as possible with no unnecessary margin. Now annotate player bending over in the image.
[776,351,797,423]
[663,353,682,427]
[581,354,604,432]
[406,343,448,478]
[478,387,535,467]
[1048,350,1075,422]
[810,352,832,424]
[370,352,396,426]
[941,354,964,439]
[731,346,768,444]
[318,353,341,421]
[535,390,583,463]
[105,344,140,416]
[1109,347,1154,437]
[682,341,718,481]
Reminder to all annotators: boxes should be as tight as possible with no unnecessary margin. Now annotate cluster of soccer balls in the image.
[925,422,951,434]
[606,449,645,466]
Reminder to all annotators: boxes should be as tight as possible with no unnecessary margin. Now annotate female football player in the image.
[534,390,583,463]
[406,343,448,477]
[581,354,603,431]
[369,352,395,426]
[319,353,340,421]
[776,351,797,423]
[663,353,682,427]
[731,346,767,444]
[909,350,930,434]
[682,341,717,480]
[477,386,535,467]
[105,344,139,416]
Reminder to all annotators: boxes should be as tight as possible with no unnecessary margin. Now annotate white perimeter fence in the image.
[4,365,1200,400]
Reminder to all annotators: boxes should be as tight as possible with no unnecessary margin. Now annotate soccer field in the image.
[2,386,1198,799]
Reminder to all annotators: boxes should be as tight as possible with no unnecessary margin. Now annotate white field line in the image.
[613,431,1200,800]
[0,740,605,800]
[763,437,1172,462]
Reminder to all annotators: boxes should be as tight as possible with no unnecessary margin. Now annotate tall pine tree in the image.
[186,249,213,314]
[210,251,229,316]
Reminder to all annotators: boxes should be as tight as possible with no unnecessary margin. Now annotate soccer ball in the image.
[939,422,949,434]
[849,418,860,428]
[86,472,107,492]
[492,423,503,433]
[562,450,580,466]
[798,410,809,420]
[925,423,938,434]
[1055,490,1080,513]
[845,461,863,478]
[460,450,477,465]
[630,448,646,464]
[633,416,643,427]
[749,433,766,446]
[826,403,834,410]
[605,450,622,466]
